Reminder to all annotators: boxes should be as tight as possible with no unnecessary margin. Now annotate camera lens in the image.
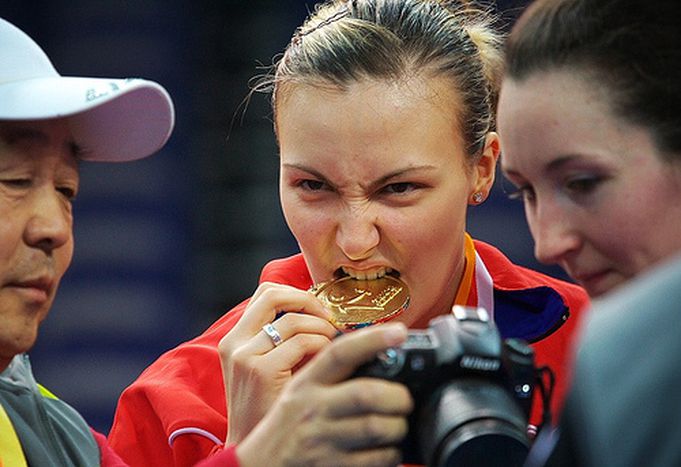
[417,378,530,467]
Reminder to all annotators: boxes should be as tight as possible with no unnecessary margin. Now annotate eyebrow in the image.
[1,127,49,145]
[281,162,437,189]
[1,126,83,158]
[504,154,584,179]
[545,155,584,174]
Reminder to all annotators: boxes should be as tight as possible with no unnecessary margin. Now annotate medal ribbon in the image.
[454,233,477,306]
[452,233,495,320]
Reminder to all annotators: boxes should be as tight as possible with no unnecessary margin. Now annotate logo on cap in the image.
[85,81,123,102]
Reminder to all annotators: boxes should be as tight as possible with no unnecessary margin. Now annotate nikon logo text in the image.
[460,356,500,372]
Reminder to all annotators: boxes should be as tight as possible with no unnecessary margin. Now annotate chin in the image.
[585,277,626,299]
[14,327,41,354]
[0,340,35,361]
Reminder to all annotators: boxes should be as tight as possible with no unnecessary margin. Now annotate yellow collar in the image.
[0,402,28,467]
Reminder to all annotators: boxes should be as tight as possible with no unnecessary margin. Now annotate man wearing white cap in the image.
[0,16,174,466]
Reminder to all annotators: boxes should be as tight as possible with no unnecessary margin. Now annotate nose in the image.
[529,203,581,265]
[24,189,72,254]
[335,204,380,261]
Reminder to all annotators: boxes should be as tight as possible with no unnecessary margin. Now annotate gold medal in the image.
[310,275,410,330]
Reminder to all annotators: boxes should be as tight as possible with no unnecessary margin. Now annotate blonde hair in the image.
[256,0,504,160]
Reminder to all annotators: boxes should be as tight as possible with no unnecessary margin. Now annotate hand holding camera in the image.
[354,306,543,467]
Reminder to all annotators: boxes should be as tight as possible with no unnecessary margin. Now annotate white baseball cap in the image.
[0,17,175,162]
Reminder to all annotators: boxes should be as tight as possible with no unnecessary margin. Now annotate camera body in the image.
[354,306,536,466]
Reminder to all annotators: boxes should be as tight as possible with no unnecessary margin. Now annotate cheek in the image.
[0,228,14,272]
[387,200,467,258]
[0,204,20,252]
[589,197,652,263]
[55,236,75,281]
[281,199,333,249]
[524,206,541,240]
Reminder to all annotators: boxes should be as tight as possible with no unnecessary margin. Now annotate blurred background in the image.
[1,0,560,435]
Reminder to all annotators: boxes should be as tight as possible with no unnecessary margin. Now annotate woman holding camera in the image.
[109,1,588,465]
[497,0,681,465]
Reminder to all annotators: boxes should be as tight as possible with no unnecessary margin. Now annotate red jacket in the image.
[109,241,589,467]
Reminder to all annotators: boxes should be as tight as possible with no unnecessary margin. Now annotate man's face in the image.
[0,118,78,371]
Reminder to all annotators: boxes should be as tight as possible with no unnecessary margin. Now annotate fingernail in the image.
[382,322,408,345]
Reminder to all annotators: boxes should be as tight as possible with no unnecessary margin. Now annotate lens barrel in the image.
[417,378,530,467]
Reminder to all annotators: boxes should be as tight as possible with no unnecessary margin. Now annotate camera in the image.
[353,306,537,467]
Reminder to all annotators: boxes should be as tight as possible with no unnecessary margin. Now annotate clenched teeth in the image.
[341,266,395,280]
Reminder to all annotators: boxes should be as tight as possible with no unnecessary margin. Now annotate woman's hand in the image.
[219,282,338,444]
[236,323,414,467]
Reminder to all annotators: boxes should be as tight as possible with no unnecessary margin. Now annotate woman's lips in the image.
[574,270,613,296]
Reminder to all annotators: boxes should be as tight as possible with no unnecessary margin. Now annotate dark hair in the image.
[256,0,504,160]
[505,0,681,158]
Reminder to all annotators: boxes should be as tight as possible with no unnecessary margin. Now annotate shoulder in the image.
[474,239,589,310]
[259,253,311,289]
[91,429,129,467]
[116,254,309,390]
[111,254,312,441]
[577,254,681,384]
[584,253,681,345]
[475,241,581,292]
[568,255,681,466]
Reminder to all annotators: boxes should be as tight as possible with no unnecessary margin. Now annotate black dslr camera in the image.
[354,306,538,467]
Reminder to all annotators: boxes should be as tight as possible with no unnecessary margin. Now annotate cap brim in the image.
[0,76,174,162]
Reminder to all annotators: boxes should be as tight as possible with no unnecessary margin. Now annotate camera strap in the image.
[535,365,556,431]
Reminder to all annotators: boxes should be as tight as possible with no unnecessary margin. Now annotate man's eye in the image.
[2,178,31,188]
[57,186,77,201]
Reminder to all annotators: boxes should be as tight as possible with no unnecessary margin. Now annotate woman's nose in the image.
[530,204,581,265]
[335,205,380,261]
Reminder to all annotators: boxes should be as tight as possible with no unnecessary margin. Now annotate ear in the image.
[469,132,500,205]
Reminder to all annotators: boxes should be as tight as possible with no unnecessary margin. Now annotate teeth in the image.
[341,266,393,280]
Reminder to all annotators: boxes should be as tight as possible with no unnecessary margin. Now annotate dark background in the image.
[1,0,561,435]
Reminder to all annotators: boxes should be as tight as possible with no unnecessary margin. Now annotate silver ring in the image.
[262,323,283,347]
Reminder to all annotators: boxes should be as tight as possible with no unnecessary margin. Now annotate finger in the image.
[328,447,402,467]
[323,379,413,418]
[240,282,332,334]
[255,312,338,353]
[314,413,409,450]
[226,333,334,392]
[241,419,403,467]
[258,333,334,374]
[288,444,402,467]
[293,322,408,385]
